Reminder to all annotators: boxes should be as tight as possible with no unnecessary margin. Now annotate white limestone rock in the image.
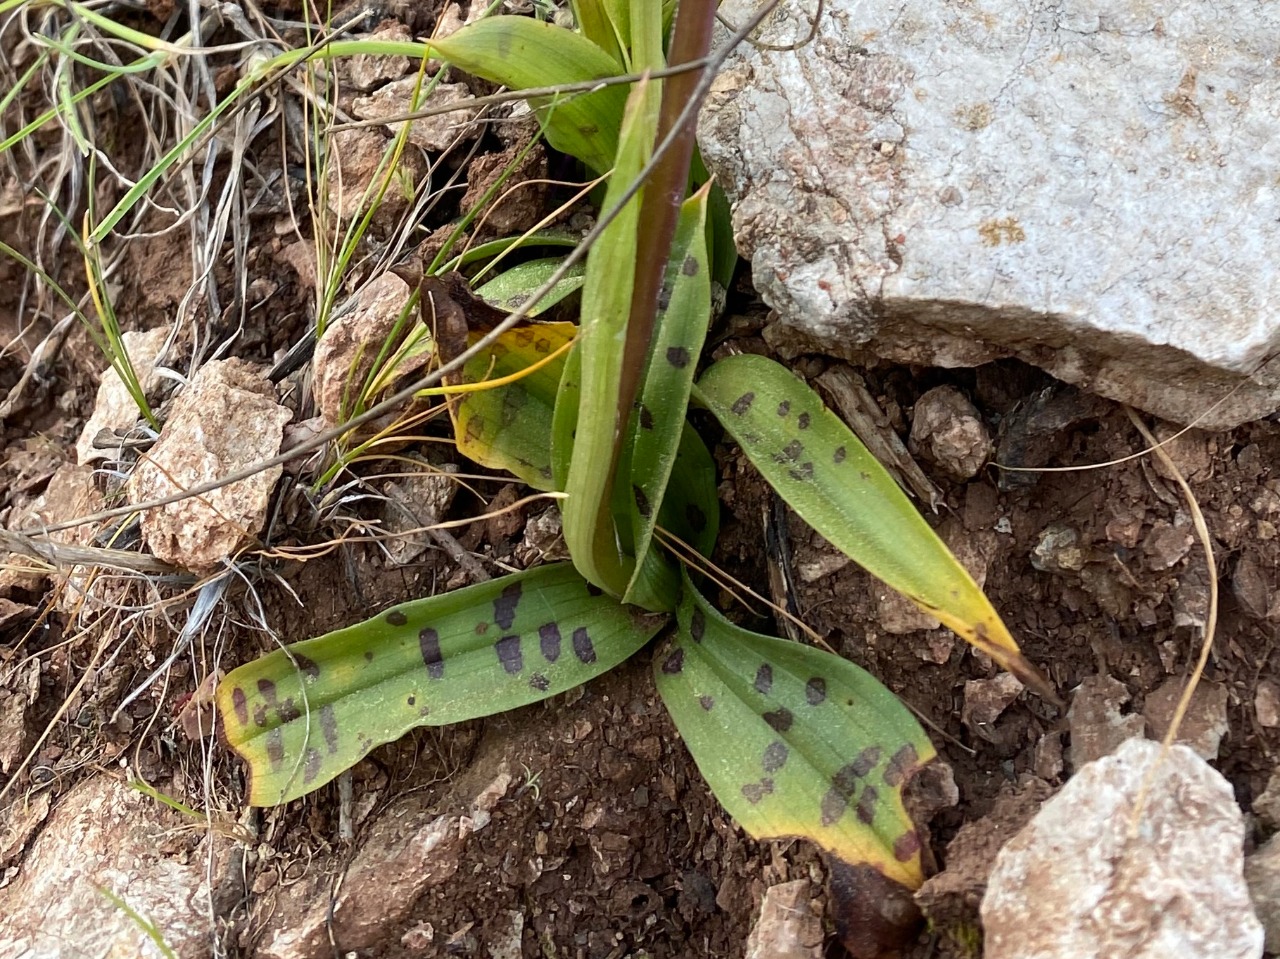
[700,0,1280,428]
[981,738,1263,959]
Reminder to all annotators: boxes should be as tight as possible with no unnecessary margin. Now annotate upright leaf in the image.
[622,185,711,603]
[562,77,660,596]
[217,564,666,805]
[694,354,1052,698]
[655,575,935,889]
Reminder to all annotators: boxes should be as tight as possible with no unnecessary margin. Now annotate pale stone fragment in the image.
[128,359,291,570]
[982,738,1263,959]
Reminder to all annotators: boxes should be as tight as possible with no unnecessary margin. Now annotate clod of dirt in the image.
[1066,674,1144,771]
[74,326,169,465]
[0,775,238,958]
[1254,769,1280,829]
[1246,834,1280,954]
[1233,552,1274,621]
[325,127,427,230]
[379,466,459,565]
[960,673,1024,743]
[1142,678,1230,761]
[353,79,480,153]
[981,738,1263,959]
[1030,522,1087,573]
[256,769,512,959]
[459,141,549,238]
[347,20,415,91]
[128,358,291,571]
[1256,680,1280,728]
[312,272,416,430]
[744,880,824,959]
[909,386,992,481]
[915,776,1052,937]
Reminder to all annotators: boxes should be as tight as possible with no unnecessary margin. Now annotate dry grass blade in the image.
[0,527,176,574]
[1124,406,1218,835]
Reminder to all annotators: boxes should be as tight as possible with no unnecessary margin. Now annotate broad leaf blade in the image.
[475,259,585,315]
[694,354,1048,696]
[429,17,627,173]
[622,185,711,603]
[562,77,660,595]
[452,322,576,491]
[217,564,667,805]
[655,576,935,889]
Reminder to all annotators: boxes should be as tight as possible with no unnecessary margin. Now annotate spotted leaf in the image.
[694,354,1051,698]
[622,184,711,605]
[562,77,661,596]
[451,321,576,491]
[217,563,666,805]
[654,574,935,889]
[475,259,585,316]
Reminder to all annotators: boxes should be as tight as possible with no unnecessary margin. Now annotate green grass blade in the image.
[655,573,935,889]
[694,354,1050,696]
[561,77,659,595]
[217,564,667,805]
[621,185,710,603]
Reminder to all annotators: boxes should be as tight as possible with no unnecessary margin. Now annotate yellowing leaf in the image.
[452,321,576,491]
[694,354,1053,699]
[655,574,935,889]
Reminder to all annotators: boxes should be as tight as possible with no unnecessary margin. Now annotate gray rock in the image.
[353,79,480,153]
[1246,834,1280,955]
[700,0,1280,428]
[312,272,415,430]
[982,738,1263,959]
[256,770,511,959]
[0,776,239,959]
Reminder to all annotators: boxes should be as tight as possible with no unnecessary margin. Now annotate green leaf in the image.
[217,564,667,805]
[622,185,711,603]
[571,0,626,67]
[452,321,576,491]
[694,354,1049,696]
[562,77,660,595]
[475,258,585,316]
[427,17,629,173]
[551,339,581,492]
[655,422,719,559]
[654,574,935,889]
